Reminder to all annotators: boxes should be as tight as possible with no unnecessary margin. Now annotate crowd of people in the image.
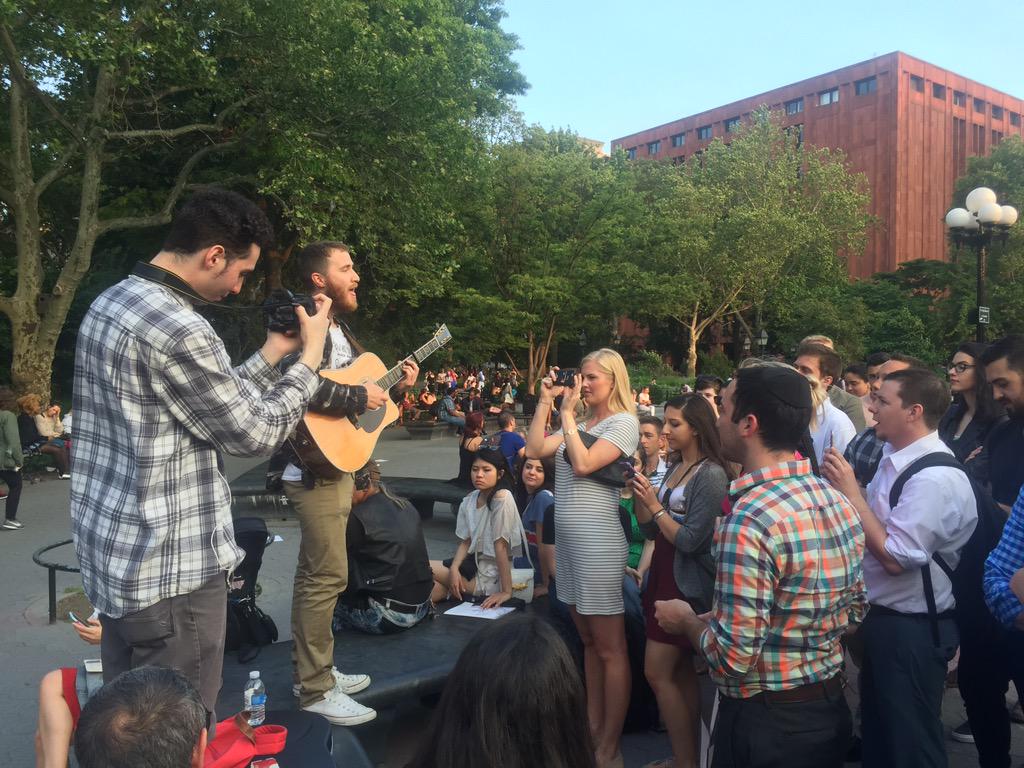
[19,187,1024,768]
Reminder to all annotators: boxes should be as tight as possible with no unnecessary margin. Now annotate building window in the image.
[697,125,712,141]
[909,75,924,93]
[671,132,685,148]
[953,90,967,107]
[626,147,637,160]
[1012,112,1022,127]
[672,155,685,166]
[819,88,840,106]
[993,130,1004,145]
[974,98,986,114]
[724,116,740,133]
[785,123,805,149]
[932,83,946,100]
[648,140,661,156]
[854,77,877,96]
[784,97,804,115]
[992,105,1004,120]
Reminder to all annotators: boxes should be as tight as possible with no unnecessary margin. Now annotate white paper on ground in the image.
[444,602,515,620]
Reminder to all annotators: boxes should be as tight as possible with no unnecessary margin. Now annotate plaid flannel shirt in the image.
[699,460,866,699]
[844,427,884,488]
[70,276,319,618]
[984,484,1024,629]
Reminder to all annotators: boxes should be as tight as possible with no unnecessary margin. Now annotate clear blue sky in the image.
[501,0,1022,148]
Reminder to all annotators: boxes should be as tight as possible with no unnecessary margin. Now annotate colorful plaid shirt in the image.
[699,460,866,699]
[71,276,319,618]
[984,484,1024,629]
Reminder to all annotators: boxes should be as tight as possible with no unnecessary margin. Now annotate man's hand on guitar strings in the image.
[398,358,420,392]
[364,381,389,410]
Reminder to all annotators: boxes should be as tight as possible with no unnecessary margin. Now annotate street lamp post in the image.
[945,187,1018,343]
[757,329,768,356]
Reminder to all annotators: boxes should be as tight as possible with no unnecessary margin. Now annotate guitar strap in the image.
[334,318,367,357]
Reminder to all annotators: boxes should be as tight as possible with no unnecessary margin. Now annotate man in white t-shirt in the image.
[274,242,417,726]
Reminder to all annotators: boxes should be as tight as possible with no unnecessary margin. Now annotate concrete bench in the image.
[229,461,466,521]
[403,422,454,440]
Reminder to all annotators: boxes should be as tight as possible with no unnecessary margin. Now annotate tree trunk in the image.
[685,307,700,378]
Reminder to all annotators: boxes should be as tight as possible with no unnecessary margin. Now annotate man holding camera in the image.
[71,189,332,725]
[274,241,417,726]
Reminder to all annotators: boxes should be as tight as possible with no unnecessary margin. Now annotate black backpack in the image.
[225,517,279,663]
[888,452,1007,644]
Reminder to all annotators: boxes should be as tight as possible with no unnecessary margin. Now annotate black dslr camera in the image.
[262,289,317,334]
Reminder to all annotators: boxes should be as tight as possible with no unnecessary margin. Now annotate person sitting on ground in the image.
[35,611,104,768]
[798,336,867,432]
[334,461,434,634]
[437,388,466,428]
[494,411,526,467]
[453,411,486,488]
[517,455,556,597]
[74,666,208,768]
[15,394,70,478]
[410,614,596,768]
[637,386,653,415]
[0,388,25,531]
[430,448,525,609]
[694,374,723,418]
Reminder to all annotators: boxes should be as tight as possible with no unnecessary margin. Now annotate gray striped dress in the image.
[554,412,640,615]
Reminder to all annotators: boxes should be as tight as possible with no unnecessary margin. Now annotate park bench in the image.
[229,461,466,521]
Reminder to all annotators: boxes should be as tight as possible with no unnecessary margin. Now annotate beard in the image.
[326,285,358,314]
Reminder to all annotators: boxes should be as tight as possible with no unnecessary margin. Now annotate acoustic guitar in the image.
[290,325,453,476]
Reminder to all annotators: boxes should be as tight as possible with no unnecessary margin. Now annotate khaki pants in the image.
[285,474,354,706]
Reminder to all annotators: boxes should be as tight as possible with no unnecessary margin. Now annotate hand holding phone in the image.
[617,459,637,479]
[554,368,577,387]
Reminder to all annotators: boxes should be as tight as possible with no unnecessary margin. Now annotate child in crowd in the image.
[430,448,525,609]
[517,455,555,597]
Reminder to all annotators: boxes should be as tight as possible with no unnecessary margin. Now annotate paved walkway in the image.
[1,428,1020,766]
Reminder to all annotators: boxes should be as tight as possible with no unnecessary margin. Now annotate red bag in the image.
[204,712,287,768]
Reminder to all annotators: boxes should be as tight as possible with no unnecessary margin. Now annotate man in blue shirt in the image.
[495,411,526,468]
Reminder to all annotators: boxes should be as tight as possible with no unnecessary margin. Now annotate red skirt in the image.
[642,531,695,650]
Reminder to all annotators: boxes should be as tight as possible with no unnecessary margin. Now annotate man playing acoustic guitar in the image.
[274,241,418,726]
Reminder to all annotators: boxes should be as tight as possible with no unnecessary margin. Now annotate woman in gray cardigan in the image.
[630,393,731,768]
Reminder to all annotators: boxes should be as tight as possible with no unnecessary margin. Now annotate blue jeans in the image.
[333,596,431,635]
[440,415,465,428]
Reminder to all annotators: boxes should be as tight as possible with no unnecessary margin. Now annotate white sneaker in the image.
[301,689,376,726]
[293,667,371,697]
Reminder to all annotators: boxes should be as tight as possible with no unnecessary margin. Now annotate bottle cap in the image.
[249,671,260,679]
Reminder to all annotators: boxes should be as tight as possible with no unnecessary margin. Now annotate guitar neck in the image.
[378,335,448,391]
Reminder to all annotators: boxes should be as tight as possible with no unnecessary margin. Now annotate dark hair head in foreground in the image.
[162,188,274,261]
[75,666,207,768]
[410,615,595,768]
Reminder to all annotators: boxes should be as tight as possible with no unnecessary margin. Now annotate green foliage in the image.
[699,350,735,381]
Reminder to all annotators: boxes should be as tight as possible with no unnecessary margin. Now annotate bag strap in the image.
[888,451,964,646]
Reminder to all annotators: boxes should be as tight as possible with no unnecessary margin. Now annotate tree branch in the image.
[97,139,238,235]
[0,24,85,146]
[105,95,257,141]
[35,143,81,196]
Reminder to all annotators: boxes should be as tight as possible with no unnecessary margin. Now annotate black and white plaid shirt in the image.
[844,427,885,487]
[71,276,318,617]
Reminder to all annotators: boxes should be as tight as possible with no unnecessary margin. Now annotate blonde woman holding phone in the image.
[526,348,639,768]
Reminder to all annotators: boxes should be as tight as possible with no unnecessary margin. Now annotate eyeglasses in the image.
[948,362,975,374]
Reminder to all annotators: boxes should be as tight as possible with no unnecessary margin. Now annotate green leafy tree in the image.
[0,0,524,399]
[629,109,871,377]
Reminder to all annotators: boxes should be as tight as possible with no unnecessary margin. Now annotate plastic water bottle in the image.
[244,670,266,726]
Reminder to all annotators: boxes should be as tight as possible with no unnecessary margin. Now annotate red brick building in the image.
[611,52,1024,279]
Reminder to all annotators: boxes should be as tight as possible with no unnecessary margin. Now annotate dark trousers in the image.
[99,574,228,724]
[0,469,22,520]
[860,609,958,768]
[712,685,851,768]
[958,619,1024,768]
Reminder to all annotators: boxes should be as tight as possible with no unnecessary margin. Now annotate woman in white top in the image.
[807,375,857,466]
[526,348,639,768]
[429,447,523,609]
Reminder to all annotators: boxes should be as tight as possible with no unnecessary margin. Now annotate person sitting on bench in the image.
[333,461,434,634]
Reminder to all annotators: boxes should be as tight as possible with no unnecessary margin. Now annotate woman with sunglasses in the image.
[939,342,1004,463]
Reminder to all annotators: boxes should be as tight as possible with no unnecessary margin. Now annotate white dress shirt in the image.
[864,430,977,612]
[810,399,857,466]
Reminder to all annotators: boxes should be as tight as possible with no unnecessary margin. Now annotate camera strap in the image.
[131,261,291,312]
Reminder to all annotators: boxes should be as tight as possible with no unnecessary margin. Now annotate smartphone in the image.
[554,368,577,387]
[617,459,637,479]
[68,611,81,624]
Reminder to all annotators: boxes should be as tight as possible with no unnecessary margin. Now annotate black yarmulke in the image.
[749,366,813,409]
